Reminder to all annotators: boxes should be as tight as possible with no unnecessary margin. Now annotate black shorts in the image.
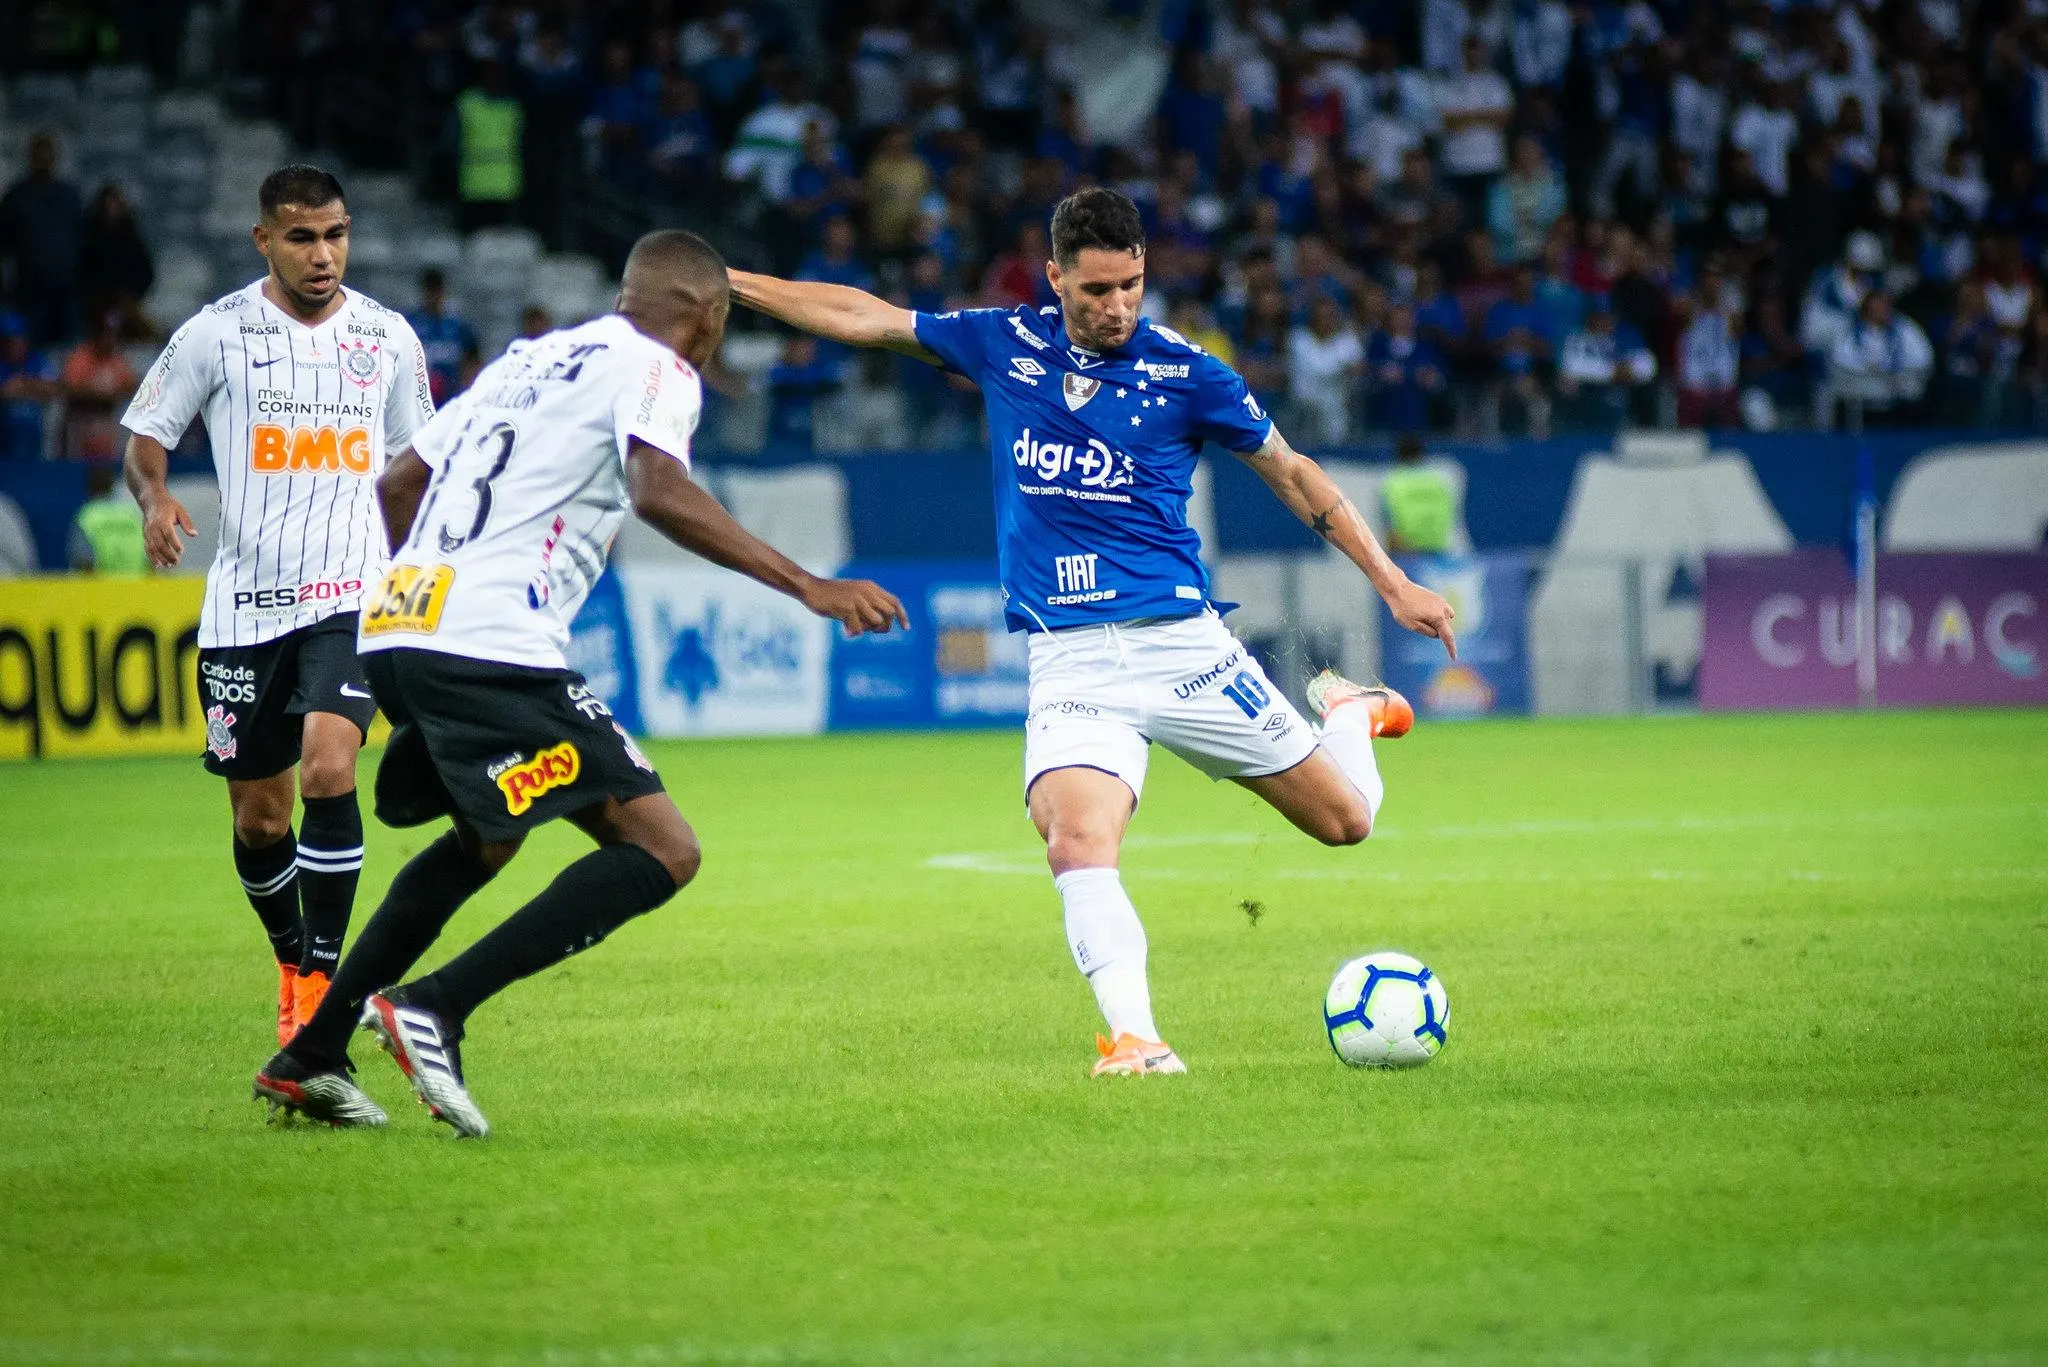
[199,612,377,780]
[365,648,664,844]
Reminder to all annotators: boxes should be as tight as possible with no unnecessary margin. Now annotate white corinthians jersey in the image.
[123,281,434,648]
[360,314,702,671]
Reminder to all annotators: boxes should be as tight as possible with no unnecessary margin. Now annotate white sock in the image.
[1055,867,1159,1042]
[1317,705,1385,822]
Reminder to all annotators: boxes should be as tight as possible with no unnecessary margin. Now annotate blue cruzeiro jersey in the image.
[914,305,1273,632]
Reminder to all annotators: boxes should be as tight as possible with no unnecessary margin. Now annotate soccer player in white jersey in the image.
[123,166,435,1047]
[252,230,906,1134]
[730,188,1457,1076]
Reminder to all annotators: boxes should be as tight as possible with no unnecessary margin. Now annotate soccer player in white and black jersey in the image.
[252,230,906,1135]
[123,166,435,1046]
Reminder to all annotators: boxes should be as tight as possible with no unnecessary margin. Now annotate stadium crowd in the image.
[6,0,2048,459]
[230,0,2048,444]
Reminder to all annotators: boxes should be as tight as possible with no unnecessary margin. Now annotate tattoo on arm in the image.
[1309,502,1343,538]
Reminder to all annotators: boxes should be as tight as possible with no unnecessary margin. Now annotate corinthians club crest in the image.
[340,339,382,388]
[1062,373,1100,411]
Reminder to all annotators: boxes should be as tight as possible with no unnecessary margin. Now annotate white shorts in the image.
[1023,610,1318,804]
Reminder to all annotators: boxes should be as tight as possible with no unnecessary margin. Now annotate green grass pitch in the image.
[2,710,2045,1365]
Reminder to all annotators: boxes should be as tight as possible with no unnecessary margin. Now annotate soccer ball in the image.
[1324,951,1449,1068]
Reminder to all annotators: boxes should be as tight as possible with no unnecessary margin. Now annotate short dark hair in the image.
[1049,187,1145,269]
[420,266,446,291]
[259,165,346,217]
[625,228,727,282]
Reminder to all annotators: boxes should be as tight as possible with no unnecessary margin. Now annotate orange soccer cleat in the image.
[275,963,300,1046]
[1305,669,1414,739]
[1091,1032,1187,1077]
[291,969,332,1032]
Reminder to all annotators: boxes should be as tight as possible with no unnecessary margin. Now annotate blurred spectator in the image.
[1436,37,1513,220]
[981,222,1054,310]
[1800,229,1886,359]
[1235,285,1292,420]
[1365,302,1445,434]
[1558,298,1657,432]
[0,134,85,347]
[1739,288,1811,428]
[1487,136,1565,265]
[1166,296,1234,364]
[407,268,481,406]
[764,333,841,454]
[647,76,718,203]
[456,60,524,231]
[68,465,147,575]
[519,304,553,339]
[1730,80,1799,198]
[863,125,932,258]
[60,307,137,463]
[0,312,59,460]
[1482,264,1555,437]
[1380,433,1457,554]
[584,41,652,185]
[78,186,154,323]
[1827,291,1934,425]
[1678,273,1743,428]
[726,62,836,206]
[1288,293,1363,447]
[784,122,859,241]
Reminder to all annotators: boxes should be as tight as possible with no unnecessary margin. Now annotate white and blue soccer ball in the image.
[1324,951,1449,1068]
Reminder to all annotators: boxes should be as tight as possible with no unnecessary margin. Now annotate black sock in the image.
[288,832,496,1066]
[296,792,365,980]
[409,844,677,1031]
[233,831,302,967]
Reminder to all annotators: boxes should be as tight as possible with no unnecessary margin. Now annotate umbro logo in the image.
[1007,356,1046,386]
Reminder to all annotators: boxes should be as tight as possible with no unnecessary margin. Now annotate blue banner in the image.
[829,561,1028,729]
[1381,554,1532,717]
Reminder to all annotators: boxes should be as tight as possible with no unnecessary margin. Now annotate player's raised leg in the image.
[1031,767,1185,1077]
[1235,673,1412,845]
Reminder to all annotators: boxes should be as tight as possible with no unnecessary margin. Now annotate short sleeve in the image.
[385,317,437,449]
[614,349,702,469]
[1187,353,1273,454]
[121,314,215,446]
[407,394,469,470]
[912,308,999,376]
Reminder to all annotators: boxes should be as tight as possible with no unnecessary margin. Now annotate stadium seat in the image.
[1883,442,2048,551]
[163,474,220,578]
[0,493,37,577]
[83,66,153,103]
[1530,448,1792,713]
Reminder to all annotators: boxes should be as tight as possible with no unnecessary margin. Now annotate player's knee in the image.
[297,753,355,800]
[1315,805,1373,847]
[233,810,291,848]
[646,826,701,892]
[1044,823,1119,874]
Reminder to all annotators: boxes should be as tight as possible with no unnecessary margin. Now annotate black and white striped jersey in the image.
[123,280,435,648]
[359,315,701,672]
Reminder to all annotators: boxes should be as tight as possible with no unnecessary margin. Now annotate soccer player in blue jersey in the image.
[731,188,1457,1076]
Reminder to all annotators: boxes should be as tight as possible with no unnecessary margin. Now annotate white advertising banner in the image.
[615,565,832,737]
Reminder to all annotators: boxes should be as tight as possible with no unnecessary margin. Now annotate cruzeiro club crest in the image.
[1062,373,1101,411]
[340,339,382,388]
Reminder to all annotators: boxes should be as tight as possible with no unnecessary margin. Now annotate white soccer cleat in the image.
[1092,1032,1188,1077]
[1305,669,1414,738]
[360,990,490,1139]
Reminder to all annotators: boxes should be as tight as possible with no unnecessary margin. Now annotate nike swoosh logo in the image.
[252,357,283,368]
[339,684,372,699]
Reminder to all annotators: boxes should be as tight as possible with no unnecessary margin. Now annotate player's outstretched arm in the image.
[727,269,940,363]
[122,432,196,570]
[1235,427,1458,659]
[625,441,908,637]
